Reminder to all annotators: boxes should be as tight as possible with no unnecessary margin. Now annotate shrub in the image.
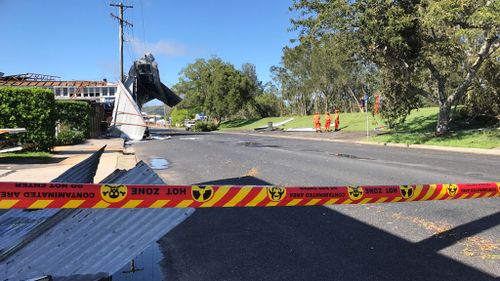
[170,108,194,127]
[0,87,56,151]
[192,121,218,132]
[254,93,281,117]
[55,100,90,136]
[56,129,85,145]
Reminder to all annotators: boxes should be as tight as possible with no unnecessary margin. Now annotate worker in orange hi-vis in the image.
[324,112,332,132]
[334,109,340,131]
[313,112,321,133]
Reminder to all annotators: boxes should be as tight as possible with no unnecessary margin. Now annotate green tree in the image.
[173,57,254,124]
[272,35,375,114]
[271,44,315,115]
[239,63,264,118]
[291,0,499,134]
[170,108,193,126]
[253,82,282,117]
[464,56,500,122]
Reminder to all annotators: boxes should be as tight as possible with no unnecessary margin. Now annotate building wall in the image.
[53,85,117,103]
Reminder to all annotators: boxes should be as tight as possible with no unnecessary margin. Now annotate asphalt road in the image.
[133,130,500,281]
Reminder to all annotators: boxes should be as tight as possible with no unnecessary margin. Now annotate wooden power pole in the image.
[110,2,133,83]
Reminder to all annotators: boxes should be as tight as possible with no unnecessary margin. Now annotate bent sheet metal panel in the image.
[0,161,195,280]
[0,146,105,261]
[111,81,147,140]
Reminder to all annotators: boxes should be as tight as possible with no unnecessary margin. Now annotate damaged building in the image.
[0,53,181,140]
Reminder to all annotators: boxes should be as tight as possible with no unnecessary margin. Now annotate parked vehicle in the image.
[184,120,196,131]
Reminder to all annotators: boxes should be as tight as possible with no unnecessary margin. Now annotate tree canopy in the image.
[173,57,255,124]
[288,0,499,134]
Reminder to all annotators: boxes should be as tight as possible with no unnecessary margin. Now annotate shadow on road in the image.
[158,176,496,281]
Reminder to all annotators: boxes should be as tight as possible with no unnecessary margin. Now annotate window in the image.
[55,88,61,96]
[63,88,68,96]
[109,87,116,96]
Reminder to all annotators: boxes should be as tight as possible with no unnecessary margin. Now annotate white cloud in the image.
[129,37,189,58]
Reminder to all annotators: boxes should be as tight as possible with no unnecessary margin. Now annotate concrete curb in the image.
[0,138,132,183]
[217,131,500,156]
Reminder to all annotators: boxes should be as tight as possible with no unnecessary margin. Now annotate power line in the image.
[110,2,133,83]
[140,0,146,42]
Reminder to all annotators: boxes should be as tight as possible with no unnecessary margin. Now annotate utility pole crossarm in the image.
[110,3,133,8]
[110,14,134,28]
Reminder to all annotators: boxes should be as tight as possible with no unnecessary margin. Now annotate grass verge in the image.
[0,151,53,158]
[370,107,500,149]
[220,113,384,132]
[220,107,499,149]
[372,129,500,149]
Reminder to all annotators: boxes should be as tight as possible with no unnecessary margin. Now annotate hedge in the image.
[0,87,56,151]
[192,121,218,132]
[55,100,90,137]
[56,129,86,146]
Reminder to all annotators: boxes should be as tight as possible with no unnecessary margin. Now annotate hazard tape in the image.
[0,182,498,209]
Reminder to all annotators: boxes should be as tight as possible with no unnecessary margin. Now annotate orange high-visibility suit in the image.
[325,112,331,131]
[313,112,321,132]
[334,110,340,131]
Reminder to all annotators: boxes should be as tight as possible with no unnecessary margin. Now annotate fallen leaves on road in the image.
[391,213,499,259]
[461,236,499,259]
[245,167,259,177]
[392,213,452,234]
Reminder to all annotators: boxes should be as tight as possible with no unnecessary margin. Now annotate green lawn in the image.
[370,107,500,149]
[219,117,293,130]
[220,112,384,132]
[220,107,500,149]
[280,112,384,131]
[0,151,52,158]
[372,129,500,149]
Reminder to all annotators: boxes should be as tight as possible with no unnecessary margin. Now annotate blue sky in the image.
[0,1,297,92]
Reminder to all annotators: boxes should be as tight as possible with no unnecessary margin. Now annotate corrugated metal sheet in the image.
[0,146,105,261]
[0,161,195,281]
[99,169,128,183]
[111,81,147,140]
[52,146,105,183]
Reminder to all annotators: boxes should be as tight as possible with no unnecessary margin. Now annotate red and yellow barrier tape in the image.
[0,182,498,209]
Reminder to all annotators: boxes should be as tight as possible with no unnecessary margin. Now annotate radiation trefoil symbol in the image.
[347,186,364,201]
[101,184,128,203]
[400,185,415,199]
[267,186,286,202]
[445,184,459,197]
[191,186,214,202]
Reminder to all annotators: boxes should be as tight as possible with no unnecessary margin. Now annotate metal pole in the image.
[110,3,133,83]
[366,109,369,139]
[364,94,369,139]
